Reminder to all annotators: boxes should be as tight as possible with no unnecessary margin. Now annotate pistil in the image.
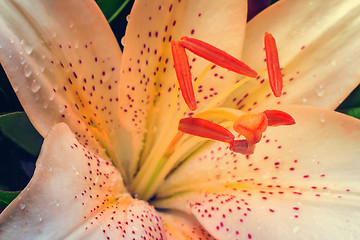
[233,113,268,144]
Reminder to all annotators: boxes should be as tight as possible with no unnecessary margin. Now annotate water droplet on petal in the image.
[302,97,308,103]
[59,104,65,113]
[49,91,56,101]
[38,215,43,222]
[292,226,301,233]
[19,203,26,210]
[13,85,19,93]
[43,102,48,109]
[55,200,60,207]
[20,56,26,65]
[316,85,325,97]
[319,114,325,123]
[20,40,33,55]
[9,38,14,44]
[31,80,41,93]
[24,65,32,77]
[121,36,125,46]
[126,14,130,22]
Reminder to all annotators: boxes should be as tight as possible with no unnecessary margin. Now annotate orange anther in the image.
[180,36,258,78]
[264,110,295,126]
[171,40,197,111]
[264,32,283,97]
[233,113,268,144]
[179,118,235,143]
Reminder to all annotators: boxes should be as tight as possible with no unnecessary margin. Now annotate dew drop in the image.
[301,97,308,103]
[55,200,60,207]
[9,38,14,44]
[19,203,26,210]
[43,102,48,109]
[38,215,43,222]
[49,166,53,172]
[292,226,301,233]
[121,36,125,46]
[24,65,32,77]
[315,85,325,97]
[319,114,325,123]
[13,85,19,93]
[20,56,26,65]
[59,104,65,113]
[21,40,33,55]
[49,91,56,101]
[126,14,131,22]
[31,80,41,93]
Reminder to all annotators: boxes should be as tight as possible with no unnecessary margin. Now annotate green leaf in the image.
[0,190,20,209]
[96,0,131,23]
[338,107,360,119]
[0,112,43,156]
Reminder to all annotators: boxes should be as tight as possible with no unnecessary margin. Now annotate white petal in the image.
[154,106,360,239]
[119,0,248,178]
[0,0,130,178]
[223,0,360,111]
[0,123,164,239]
[161,211,216,240]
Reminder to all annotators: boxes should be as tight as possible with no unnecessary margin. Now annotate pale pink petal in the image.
[0,0,130,178]
[0,123,164,239]
[154,106,360,239]
[119,0,248,177]
[223,0,360,111]
[161,211,216,240]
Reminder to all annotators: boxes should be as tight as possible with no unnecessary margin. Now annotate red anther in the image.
[229,140,255,155]
[233,113,268,144]
[264,110,295,127]
[171,40,197,111]
[264,32,283,97]
[178,118,235,143]
[180,36,258,78]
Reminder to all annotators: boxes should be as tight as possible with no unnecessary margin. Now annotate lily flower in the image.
[0,0,360,239]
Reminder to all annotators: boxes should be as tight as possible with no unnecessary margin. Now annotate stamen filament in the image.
[264,110,296,126]
[171,40,197,111]
[179,118,235,143]
[264,32,283,97]
[180,36,258,78]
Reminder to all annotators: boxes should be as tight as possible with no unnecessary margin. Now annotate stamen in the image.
[229,140,255,155]
[264,32,283,97]
[233,113,268,144]
[180,36,258,78]
[264,110,295,126]
[178,118,235,143]
[171,40,197,111]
